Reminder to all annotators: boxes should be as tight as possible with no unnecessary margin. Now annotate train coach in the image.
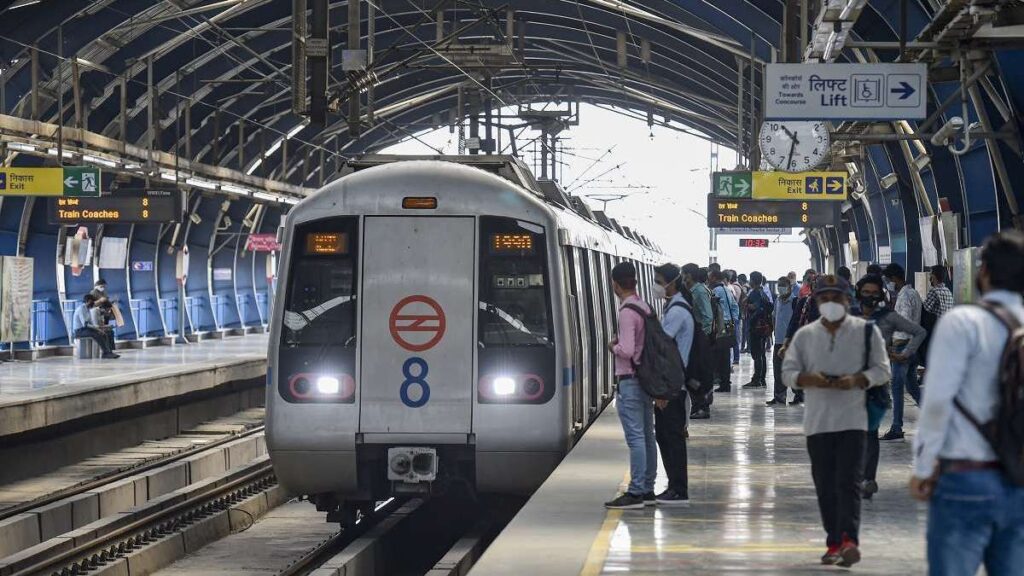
[266,155,661,522]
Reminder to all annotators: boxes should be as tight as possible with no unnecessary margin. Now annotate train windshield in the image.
[478,217,552,347]
[281,217,358,347]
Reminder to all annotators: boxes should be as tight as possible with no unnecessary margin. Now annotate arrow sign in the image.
[62,167,101,197]
[735,179,751,196]
[64,176,78,188]
[827,179,843,192]
[890,81,915,100]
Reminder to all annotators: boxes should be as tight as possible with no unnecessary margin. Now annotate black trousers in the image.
[864,432,880,482]
[807,430,865,546]
[772,344,786,401]
[654,396,689,496]
[75,327,113,355]
[712,336,732,386]
[749,332,768,383]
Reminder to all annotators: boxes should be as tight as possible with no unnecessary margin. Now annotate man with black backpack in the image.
[911,230,1024,575]
[710,269,740,393]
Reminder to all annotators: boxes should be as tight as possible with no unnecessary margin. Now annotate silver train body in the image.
[266,156,660,509]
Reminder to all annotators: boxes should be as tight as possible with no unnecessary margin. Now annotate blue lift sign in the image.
[765,63,927,120]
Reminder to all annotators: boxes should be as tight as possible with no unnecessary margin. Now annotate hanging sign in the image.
[246,233,282,252]
[714,171,847,201]
[765,63,928,120]
[0,167,101,197]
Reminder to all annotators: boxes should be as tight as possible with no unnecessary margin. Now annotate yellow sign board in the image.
[0,167,65,196]
[752,171,848,201]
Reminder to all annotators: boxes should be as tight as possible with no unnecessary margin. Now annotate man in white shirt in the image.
[73,294,119,359]
[783,275,891,568]
[910,230,1024,576]
[881,262,923,441]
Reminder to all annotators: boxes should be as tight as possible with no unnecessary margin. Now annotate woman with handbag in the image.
[855,275,927,499]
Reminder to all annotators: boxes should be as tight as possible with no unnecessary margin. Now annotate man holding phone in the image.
[782,275,891,568]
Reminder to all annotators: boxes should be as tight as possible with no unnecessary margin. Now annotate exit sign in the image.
[739,238,770,248]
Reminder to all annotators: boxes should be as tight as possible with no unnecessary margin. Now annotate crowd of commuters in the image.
[605,230,1024,574]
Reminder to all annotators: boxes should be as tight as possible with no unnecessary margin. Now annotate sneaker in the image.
[655,489,690,506]
[861,479,879,499]
[604,493,644,509]
[715,384,731,393]
[690,408,710,420]
[742,381,761,389]
[765,399,785,406]
[789,397,804,405]
[880,429,905,441]
[820,545,842,565]
[642,492,656,506]
[838,536,861,567]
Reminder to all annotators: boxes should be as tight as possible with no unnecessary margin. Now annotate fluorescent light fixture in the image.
[83,154,117,168]
[823,31,839,61]
[282,196,300,205]
[493,377,516,396]
[263,139,282,158]
[246,158,262,175]
[316,376,340,395]
[46,148,74,159]
[9,0,42,10]
[221,184,252,196]
[6,142,37,152]
[185,177,218,190]
[124,162,142,170]
[252,191,281,202]
[160,171,178,182]
[880,173,898,190]
[286,123,307,139]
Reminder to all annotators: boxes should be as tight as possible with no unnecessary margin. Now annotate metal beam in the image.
[348,0,362,137]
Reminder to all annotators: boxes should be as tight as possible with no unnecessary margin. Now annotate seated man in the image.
[73,294,119,359]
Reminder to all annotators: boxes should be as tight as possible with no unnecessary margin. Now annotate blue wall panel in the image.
[128,223,164,338]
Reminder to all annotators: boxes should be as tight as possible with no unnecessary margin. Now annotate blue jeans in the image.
[616,378,656,496]
[889,346,921,432]
[928,470,1024,575]
[733,319,741,362]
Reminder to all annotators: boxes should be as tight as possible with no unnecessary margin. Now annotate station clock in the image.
[759,121,830,172]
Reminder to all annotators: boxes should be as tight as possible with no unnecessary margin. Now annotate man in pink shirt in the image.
[605,262,657,509]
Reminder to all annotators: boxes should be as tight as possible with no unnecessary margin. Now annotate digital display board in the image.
[739,238,770,248]
[708,195,839,229]
[48,189,181,224]
[304,232,349,255]
[490,233,534,253]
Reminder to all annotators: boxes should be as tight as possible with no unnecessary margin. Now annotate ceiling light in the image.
[83,154,117,168]
[286,122,307,139]
[282,196,300,205]
[6,142,37,152]
[160,172,178,182]
[185,177,218,190]
[246,159,262,175]
[252,191,281,202]
[46,148,74,159]
[880,173,898,190]
[263,140,282,158]
[221,184,252,196]
[9,0,42,10]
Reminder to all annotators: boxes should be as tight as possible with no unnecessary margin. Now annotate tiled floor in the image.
[0,333,268,402]
[474,357,927,575]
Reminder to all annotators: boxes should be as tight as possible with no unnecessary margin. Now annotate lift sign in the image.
[389,295,447,408]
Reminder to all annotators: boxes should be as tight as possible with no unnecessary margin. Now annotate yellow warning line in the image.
[578,509,621,576]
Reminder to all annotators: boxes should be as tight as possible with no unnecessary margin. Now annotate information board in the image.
[714,171,847,201]
[707,195,840,229]
[765,63,927,120]
[0,167,100,197]
[48,189,182,224]
[739,238,770,248]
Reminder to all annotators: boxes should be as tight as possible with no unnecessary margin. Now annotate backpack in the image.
[622,303,686,401]
[667,300,714,401]
[709,285,736,344]
[751,292,774,338]
[954,302,1024,486]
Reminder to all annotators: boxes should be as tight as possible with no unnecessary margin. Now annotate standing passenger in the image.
[652,263,692,506]
[782,275,890,567]
[767,276,795,406]
[910,231,1024,576]
[683,263,714,420]
[743,271,771,389]
[881,263,923,441]
[605,262,656,509]
[710,270,739,393]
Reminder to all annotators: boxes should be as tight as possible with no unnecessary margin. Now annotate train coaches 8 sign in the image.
[48,189,182,224]
[707,195,840,229]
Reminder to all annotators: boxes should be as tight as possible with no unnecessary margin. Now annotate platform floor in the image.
[0,334,268,400]
[473,358,926,575]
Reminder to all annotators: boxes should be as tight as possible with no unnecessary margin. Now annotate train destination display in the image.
[707,195,840,229]
[48,189,182,224]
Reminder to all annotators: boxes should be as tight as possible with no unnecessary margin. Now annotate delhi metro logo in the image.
[389,295,446,352]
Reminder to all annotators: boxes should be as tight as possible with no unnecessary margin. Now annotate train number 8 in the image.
[400,357,431,408]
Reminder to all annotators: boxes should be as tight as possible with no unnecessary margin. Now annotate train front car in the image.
[266,160,570,522]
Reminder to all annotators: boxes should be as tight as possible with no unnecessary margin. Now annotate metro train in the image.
[266,155,661,522]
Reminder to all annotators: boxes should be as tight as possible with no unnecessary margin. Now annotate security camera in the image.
[189,213,202,225]
[222,215,232,228]
[930,117,964,147]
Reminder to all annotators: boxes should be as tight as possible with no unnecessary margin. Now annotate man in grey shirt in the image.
[881,262,923,440]
[910,231,1024,575]
[783,275,891,568]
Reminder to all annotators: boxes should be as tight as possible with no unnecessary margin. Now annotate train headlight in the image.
[316,376,340,395]
[492,376,516,396]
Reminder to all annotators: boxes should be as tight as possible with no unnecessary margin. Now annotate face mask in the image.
[652,284,667,300]
[859,294,883,308]
[778,285,790,296]
[819,301,847,322]
[96,285,106,292]
[885,280,896,293]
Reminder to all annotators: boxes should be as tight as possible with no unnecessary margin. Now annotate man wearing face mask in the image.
[682,264,715,419]
[782,275,891,567]
[767,276,796,406]
[651,263,694,506]
[881,263,924,441]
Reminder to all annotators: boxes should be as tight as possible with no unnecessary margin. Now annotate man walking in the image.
[881,262,924,441]
[605,262,656,509]
[911,231,1024,575]
[783,275,891,567]
[652,263,692,506]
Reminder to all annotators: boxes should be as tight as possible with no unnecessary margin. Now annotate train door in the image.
[563,248,585,427]
[359,216,475,434]
[572,247,593,414]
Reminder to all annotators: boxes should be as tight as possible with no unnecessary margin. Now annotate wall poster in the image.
[1,256,33,342]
